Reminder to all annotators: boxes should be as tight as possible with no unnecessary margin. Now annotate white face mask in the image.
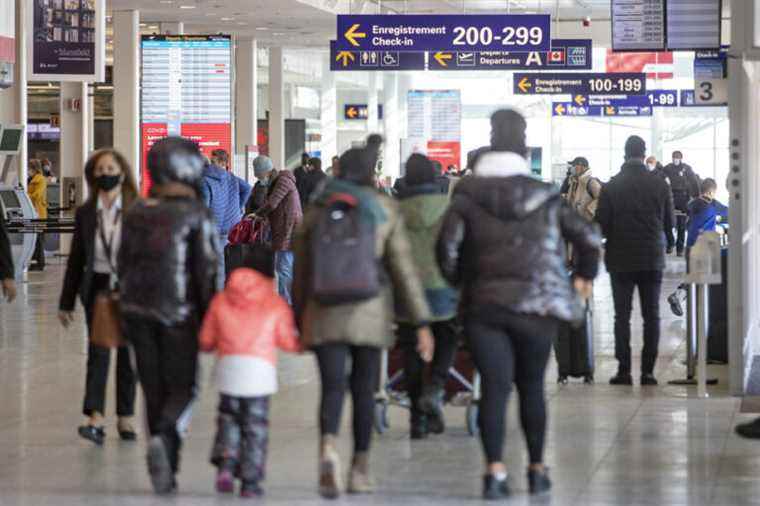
[647,163,656,171]
[673,159,682,166]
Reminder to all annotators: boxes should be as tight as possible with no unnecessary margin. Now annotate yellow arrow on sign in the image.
[554,103,566,116]
[517,77,532,93]
[344,24,367,47]
[434,52,453,67]
[336,51,355,67]
[347,107,358,119]
[606,106,616,116]
[574,95,587,106]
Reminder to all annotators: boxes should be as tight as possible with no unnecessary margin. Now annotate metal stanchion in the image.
[669,284,699,385]
[697,283,711,398]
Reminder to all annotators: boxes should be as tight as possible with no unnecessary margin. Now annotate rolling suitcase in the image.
[224,218,274,280]
[554,300,594,384]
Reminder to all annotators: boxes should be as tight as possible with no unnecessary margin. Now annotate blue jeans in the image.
[275,251,294,305]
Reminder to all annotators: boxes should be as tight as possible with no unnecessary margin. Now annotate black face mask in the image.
[95,174,122,192]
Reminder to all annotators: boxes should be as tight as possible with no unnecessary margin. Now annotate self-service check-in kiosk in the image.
[0,124,36,277]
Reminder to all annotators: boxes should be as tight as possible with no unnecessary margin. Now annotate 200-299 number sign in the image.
[336,14,551,52]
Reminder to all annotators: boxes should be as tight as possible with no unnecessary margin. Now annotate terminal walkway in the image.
[0,260,758,505]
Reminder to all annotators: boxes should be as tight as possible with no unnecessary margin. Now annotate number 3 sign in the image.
[695,78,728,105]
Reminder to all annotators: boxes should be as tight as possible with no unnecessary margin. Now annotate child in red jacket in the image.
[199,268,300,498]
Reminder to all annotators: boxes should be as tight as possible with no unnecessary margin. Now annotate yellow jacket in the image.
[28,173,48,219]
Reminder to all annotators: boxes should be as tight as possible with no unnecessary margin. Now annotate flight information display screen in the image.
[666,0,721,50]
[140,34,231,194]
[611,0,666,51]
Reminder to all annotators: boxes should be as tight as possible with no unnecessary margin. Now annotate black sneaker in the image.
[677,250,685,257]
[609,374,633,385]
[147,435,175,495]
[736,418,760,439]
[666,247,674,255]
[419,387,445,435]
[410,415,429,440]
[641,374,658,386]
[78,425,105,445]
[482,474,510,500]
[241,481,264,498]
[668,292,684,317]
[527,468,552,495]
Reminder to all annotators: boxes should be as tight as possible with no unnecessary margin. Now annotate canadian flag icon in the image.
[548,50,565,64]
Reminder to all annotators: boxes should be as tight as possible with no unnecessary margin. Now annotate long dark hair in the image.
[84,148,139,206]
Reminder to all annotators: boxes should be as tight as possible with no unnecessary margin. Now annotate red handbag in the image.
[228,218,269,245]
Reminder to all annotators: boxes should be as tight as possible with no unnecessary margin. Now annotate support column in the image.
[112,10,140,183]
[235,37,258,181]
[268,47,285,170]
[160,22,184,35]
[367,71,379,134]
[382,72,400,179]
[59,81,89,252]
[0,0,28,187]
[320,52,337,167]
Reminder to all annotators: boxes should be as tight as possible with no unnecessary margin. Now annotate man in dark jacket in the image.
[294,152,311,202]
[595,136,675,386]
[245,156,276,215]
[253,164,303,305]
[299,157,327,208]
[119,137,219,495]
[662,150,700,256]
[0,213,16,302]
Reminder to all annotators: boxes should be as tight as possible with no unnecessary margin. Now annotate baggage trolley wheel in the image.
[557,375,569,385]
[466,402,479,437]
[374,400,389,434]
[584,374,594,384]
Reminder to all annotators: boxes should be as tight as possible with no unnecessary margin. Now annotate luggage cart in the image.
[373,345,481,437]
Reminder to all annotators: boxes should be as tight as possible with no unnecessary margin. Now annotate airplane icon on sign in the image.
[457,52,475,66]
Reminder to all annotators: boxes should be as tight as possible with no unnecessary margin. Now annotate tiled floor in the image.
[1,259,758,505]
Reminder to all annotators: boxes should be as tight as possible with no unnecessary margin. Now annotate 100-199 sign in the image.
[588,77,644,94]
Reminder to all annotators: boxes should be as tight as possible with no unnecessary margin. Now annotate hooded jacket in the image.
[686,196,728,249]
[200,268,299,397]
[256,170,303,251]
[397,183,458,321]
[201,164,252,237]
[119,195,219,326]
[293,180,431,349]
[436,151,601,322]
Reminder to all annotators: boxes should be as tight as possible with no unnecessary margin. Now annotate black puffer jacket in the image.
[118,195,219,326]
[436,175,601,322]
[595,160,675,273]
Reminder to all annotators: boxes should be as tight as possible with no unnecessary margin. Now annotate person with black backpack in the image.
[292,145,434,500]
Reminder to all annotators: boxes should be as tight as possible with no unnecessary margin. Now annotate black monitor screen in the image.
[0,190,21,209]
[0,128,23,152]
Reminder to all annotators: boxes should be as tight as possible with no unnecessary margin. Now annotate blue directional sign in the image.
[344,104,383,120]
[553,102,652,117]
[428,39,592,71]
[336,14,551,52]
[330,41,425,71]
[514,73,647,96]
[646,90,679,107]
[680,89,727,107]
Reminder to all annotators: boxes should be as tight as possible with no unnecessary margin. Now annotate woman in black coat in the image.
[58,149,139,445]
[437,110,601,499]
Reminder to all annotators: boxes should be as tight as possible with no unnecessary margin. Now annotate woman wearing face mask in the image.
[58,149,139,445]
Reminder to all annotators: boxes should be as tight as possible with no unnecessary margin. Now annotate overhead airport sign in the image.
[428,39,592,70]
[343,104,383,120]
[514,73,647,96]
[329,41,425,71]
[680,89,726,107]
[646,89,678,107]
[552,102,652,117]
[336,14,551,52]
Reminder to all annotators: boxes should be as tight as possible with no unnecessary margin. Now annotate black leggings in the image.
[466,313,556,465]
[398,319,459,415]
[314,344,380,454]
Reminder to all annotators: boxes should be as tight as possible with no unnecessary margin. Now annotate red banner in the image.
[605,50,674,79]
[140,123,168,196]
[427,141,461,171]
[0,36,14,64]
[139,123,231,196]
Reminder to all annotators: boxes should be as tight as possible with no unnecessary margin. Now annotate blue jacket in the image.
[201,164,252,236]
[687,197,728,248]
